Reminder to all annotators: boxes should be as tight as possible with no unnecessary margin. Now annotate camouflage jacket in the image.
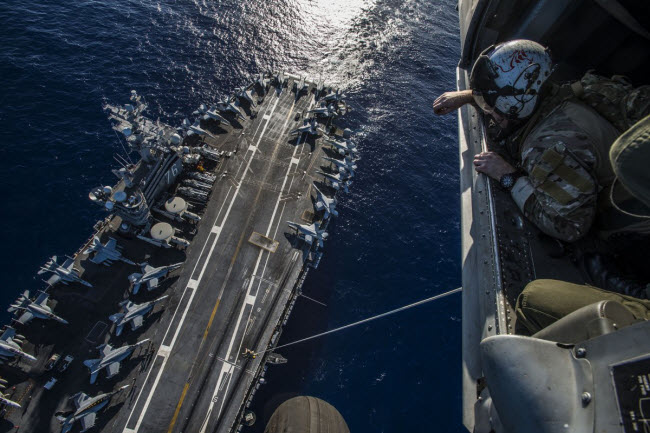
[507,73,650,242]
[510,100,620,242]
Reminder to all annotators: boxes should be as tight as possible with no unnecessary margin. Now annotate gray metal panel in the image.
[458,66,508,432]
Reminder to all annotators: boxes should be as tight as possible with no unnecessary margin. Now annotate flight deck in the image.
[0,74,354,433]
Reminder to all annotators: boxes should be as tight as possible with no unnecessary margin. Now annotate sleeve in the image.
[510,141,598,242]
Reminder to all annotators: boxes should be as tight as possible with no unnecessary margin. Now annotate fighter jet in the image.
[256,73,270,95]
[316,170,352,193]
[128,262,182,294]
[0,377,20,408]
[204,106,230,125]
[313,183,338,219]
[0,327,36,362]
[274,71,287,94]
[217,97,245,120]
[8,291,68,325]
[294,76,307,100]
[84,236,135,266]
[323,156,357,177]
[83,339,149,384]
[290,119,324,137]
[109,296,168,336]
[0,392,20,409]
[235,86,255,105]
[309,103,337,118]
[287,221,329,248]
[38,256,92,288]
[56,385,129,433]
[323,89,344,102]
[326,137,359,157]
[315,79,325,95]
[182,118,214,138]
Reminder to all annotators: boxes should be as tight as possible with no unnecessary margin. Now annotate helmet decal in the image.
[495,50,532,73]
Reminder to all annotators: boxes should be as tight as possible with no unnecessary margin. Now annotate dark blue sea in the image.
[0,1,462,431]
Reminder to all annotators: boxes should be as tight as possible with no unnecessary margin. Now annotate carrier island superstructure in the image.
[0,73,357,433]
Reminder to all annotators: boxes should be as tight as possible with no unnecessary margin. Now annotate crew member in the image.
[433,39,650,242]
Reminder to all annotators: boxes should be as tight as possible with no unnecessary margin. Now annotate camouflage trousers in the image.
[515,279,650,334]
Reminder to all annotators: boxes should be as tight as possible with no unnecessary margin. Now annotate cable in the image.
[255,287,462,356]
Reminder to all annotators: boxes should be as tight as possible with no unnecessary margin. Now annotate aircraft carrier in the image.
[0,73,356,433]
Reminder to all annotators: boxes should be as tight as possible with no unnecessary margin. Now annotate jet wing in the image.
[106,362,120,378]
[105,238,117,250]
[143,264,155,274]
[47,274,62,286]
[16,311,34,325]
[100,344,113,357]
[80,412,97,431]
[72,392,91,409]
[0,328,15,342]
[131,315,144,330]
[147,278,159,290]
[35,292,49,306]
[62,258,75,270]
[91,251,108,264]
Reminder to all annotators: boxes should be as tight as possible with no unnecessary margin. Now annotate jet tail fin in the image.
[83,359,99,369]
[109,313,124,323]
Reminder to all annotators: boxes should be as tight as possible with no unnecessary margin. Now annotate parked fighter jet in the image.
[323,89,344,102]
[128,262,182,294]
[109,296,168,336]
[313,183,338,219]
[290,119,324,137]
[274,71,287,94]
[38,256,92,288]
[84,236,135,266]
[323,156,357,177]
[0,327,36,362]
[315,79,325,95]
[309,103,337,118]
[56,385,129,433]
[0,392,20,409]
[294,76,307,100]
[217,97,245,120]
[316,170,352,193]
[326,137,359,157]
[287,222,329,248]
[0,378,20,408]
[204,106,231,125]
[182,118,214,138]
[256,73,270,95]
[235,86,255,105]
[83,339,149,384]
[8,291,68,325]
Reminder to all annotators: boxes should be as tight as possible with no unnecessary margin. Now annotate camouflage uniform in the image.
[508,74,650,242]
[510,100,619,241]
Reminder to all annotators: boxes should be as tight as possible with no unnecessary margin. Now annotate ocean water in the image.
[0,1,462,432]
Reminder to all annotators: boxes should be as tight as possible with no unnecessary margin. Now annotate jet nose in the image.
[25,353,37,362]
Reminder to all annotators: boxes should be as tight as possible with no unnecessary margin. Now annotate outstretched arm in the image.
[432,90,474,115]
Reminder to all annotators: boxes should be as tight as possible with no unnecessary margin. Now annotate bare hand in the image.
[473,152,516,180]
[432,90,473,115]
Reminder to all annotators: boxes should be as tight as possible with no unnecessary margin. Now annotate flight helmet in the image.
[470,40,553,120]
